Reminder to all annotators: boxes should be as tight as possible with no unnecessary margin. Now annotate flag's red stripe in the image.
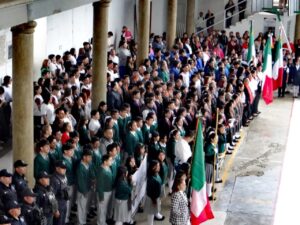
[273,67,284,90]
[263,75,273,105]
[191,197,214,225]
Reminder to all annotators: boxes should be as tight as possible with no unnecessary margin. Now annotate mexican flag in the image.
[247,21,256,64]
[191,121,214,225]
[272,36,283,90]
[262,36,273,105]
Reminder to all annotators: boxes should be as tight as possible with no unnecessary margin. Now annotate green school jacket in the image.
[34,153,50,179]
[76,162,92,194]
[96,166,113,201]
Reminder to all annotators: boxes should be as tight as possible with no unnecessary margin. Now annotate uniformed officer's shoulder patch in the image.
[20,217,25,222]
[43,193,46,197]
[27,209,31,213]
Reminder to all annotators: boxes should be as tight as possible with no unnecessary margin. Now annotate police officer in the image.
[51,161,69,225]
[5,200,27,225]
[12,160,29,201]
[21,188,46,225]
[0,169,17,214]
[0,215,13,225]
[34,171,59,225]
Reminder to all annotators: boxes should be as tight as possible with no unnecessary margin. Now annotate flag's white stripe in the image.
[273,60,280,80]
[273,44,283,80]
[191,184,207,217]
[262,54,273,86]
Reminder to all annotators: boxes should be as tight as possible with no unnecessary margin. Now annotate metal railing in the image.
[195,8,249,34]
[195,0,248,28]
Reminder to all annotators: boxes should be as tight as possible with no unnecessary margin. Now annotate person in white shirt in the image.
[89,109,101,137]
[180,64,190,88]
[109,49,119,65]
[107,31,114,52]
[1,75,12,102]
[174,131,194,166]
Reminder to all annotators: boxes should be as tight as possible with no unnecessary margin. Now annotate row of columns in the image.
[10,0,193,185]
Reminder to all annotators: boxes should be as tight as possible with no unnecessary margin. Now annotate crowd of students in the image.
[0,22,300,225]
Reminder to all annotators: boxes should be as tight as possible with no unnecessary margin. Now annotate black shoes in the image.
[209,196,217,201]
[154,215,165,221]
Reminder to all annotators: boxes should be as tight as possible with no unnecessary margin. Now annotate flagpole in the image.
[212,108,219,201]
[280,21,292,53]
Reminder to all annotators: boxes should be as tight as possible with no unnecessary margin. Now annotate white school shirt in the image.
[175,138,192,164]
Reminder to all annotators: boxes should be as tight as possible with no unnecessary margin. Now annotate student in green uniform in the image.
[107,143,122,220]
[88,136,102,217]
[173,116,186,137]
[96,154,113,225]
[157,150,168,199]
[53,130,63,160]
[90,137,102,178]
[216,124,227,183]
[134,117,144,143]
[148,131,160,161]
[111,109,121,145]
[125,121,139,159]
[125,156,138,175]
[142,115,154,145]
[77,116,91,146]
[118,106,128,144]
[76,149,93,225]
[166,129,180,195]
[69,131,83,166]
[34,139,51,180]
[124,103,132,122]
[113,166,134,225]
[48,135,60,173]
[134,143,146,168]
[158,134,167,153]
[61,142,75,224]
[204,132,217,201]
[145,160,165,225]
[217,124,227,155]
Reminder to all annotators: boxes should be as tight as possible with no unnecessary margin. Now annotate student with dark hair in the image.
[144,160,165,224]
[204,132,217,201]
[169,178,189,225]
[34,139,50,180]
[125,121,139,159]
[96,154,113,225]
[76,149,93,225]
[134,143,146,168]
[125,156,137,175]
[113,166,134,225]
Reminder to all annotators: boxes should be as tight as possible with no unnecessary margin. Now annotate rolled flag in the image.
[191,120,214,225]
[262,35,273,105]
[247,21,256,65]
[272,31,284,91]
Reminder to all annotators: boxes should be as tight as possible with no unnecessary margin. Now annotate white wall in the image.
[0,28,12,82]
[151,0,167,35]
[225,12,297,42]
[34,17,47,79]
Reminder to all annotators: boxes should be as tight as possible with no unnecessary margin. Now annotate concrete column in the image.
[295,15,300,42]
[137,0,151,66]
[186,0,195,36]
[166,0,177,50]
[91,0,111,110]
[11,21,36,187]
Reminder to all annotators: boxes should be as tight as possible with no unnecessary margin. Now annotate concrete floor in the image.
[0,97,294,225]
